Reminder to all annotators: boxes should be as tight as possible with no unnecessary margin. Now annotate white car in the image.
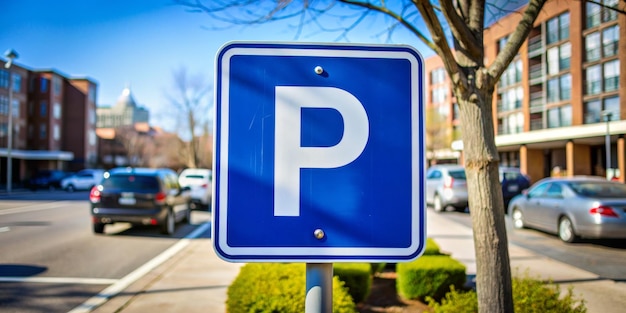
[178,168,213,210]
[61,169,105,192]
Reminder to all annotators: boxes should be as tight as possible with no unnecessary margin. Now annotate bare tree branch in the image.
[439,0,482,61]
[411,0,466,91]
[337,0,434,48]
[486,0,547,89]
[582,0,626,15]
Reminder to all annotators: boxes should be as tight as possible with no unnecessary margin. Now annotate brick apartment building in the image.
[0,60,98,187]
[426,0,625,183]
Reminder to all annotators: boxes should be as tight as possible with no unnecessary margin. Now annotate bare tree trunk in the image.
[457,85,513,312]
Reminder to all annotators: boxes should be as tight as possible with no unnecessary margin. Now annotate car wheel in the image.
[66,185,75,192]
[433,195,445,213]
[512,208,525,229]
[183,204,192,224]
[558,217,578,243]
[161,209,175,235]
[93,223,105,234]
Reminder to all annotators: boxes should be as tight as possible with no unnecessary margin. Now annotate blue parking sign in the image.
[214,42,425,262]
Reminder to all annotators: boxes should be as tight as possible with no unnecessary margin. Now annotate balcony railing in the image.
[529,64,543,84]
[528,36,543,57]
[530,119,544,131]
[530,92,544,110]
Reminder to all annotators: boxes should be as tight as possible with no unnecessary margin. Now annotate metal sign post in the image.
[305,263,333,313]
[214,42,426,311]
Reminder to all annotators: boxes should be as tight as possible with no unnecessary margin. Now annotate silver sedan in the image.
[508,176,626,243]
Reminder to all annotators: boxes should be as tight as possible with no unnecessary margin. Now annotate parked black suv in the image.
[500,167,531,208]
[89,168,192,235]
[28,170,72,190]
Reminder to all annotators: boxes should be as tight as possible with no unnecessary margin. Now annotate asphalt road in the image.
[3,190,626,312]
[444,210,626,281]
[0,190,211,313]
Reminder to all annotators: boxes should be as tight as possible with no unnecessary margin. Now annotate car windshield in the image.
[184,175,206,180]
[568,181,626,198]
[448,170,466,180]
[501,171,522,181]
[102,174,160,192]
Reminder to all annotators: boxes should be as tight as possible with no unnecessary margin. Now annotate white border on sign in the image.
[216,44,425,261]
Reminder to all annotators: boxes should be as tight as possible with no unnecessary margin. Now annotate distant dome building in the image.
[96,86,150,128]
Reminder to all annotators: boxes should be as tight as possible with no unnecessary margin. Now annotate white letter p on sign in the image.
[274,86,369,217]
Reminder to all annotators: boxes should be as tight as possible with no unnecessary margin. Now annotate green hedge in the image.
[428,272,587,313]
[396,255,466,301]
[227,263,356,313]
[333,263,372,303]
[424,238,444,256]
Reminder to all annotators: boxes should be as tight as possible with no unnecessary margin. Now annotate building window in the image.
[548,105,572,128]
[0,95,7,115]
[547,74,571,103]
[560,74,571,101]
[604,97,620,119]
[547,43,570,75]
[40,101,48,117]
[602,25,619,57]
[587,0,619,28]
[500,86,523,112]
[53,76,62,95]
[40,124,47,139]
[604,60,620,92]
[40,78,49,93]
[499,112,524,135]
[11,74,21,92]
[430,67,446,85]
[586,97,621,124]
[585,65,602,95]
[12,99,19,118]
[0,70,8,89]
[559,42,571,71]
[431,86,447,104]
[602,0,618,23]
[89,130,96,146]
[53,124,60,140]
[498,36,508,52]
[89,85,96,103]
[89,109,96,124]
[585,32,601,61]
[547,13,569,44]
[500,59,522,87]
[586,2,602,28]
[584,99,603,124]
[53,102,61,119]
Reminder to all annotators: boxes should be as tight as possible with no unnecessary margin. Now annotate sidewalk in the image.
[81,211,626,313]
[428,212,626,313]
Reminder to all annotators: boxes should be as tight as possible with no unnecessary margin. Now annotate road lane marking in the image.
[0,276,117,284]
[0,201,73,216]
[68,222,211,313]
[0,226,9,233]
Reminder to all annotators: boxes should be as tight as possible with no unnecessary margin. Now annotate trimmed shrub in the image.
[333,263,372,303]
[227,263,356,313]
[424,238,444,256]
[396,255,466,301]
[370,262,386,274]
[428,272,587,313]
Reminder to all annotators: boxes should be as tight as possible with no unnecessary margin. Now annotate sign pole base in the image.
[305,263,333,313]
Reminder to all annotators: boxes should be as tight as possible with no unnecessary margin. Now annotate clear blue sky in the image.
[0,0,430,132]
